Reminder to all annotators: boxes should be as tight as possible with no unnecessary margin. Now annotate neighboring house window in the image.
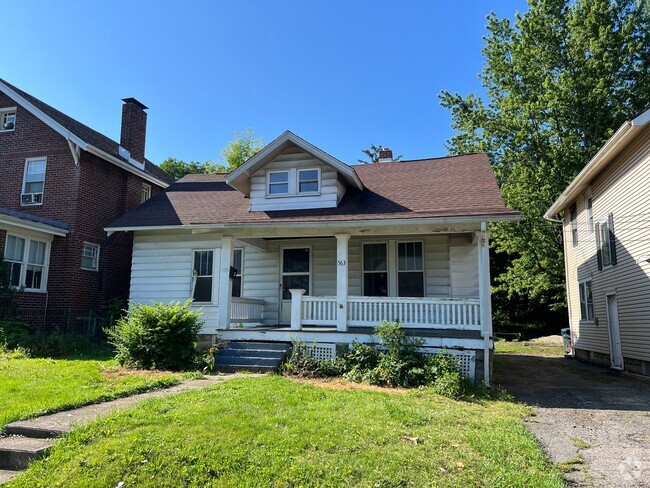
[397,241,424,297]
[596,214,617,269]
[141,183,152,203]
[363,243,388,297]
[1,108,16,131]
[4,234,49,291]
[268,171,289,195]
[81,243,100,271]
[21,158,46,205]
[570,204,578,247]
[231,248,243,298]
[579,281,594,321]
[585,194,594,234]
[192,250,214,302]
[298,169,320,194]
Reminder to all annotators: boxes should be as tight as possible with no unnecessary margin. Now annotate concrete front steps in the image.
[0,434,56,483]
[215,341,291,372]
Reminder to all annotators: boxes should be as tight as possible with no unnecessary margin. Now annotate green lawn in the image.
[495,340,565,357]
[9,376,564,487]
[0,349,194,430]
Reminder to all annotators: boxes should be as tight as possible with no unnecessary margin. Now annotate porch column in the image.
[290,289,306,331]
[335,234,350,332]
[217,235,234,330]
[477,223,492,385]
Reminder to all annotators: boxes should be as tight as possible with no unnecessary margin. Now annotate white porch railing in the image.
[230,297,265,325]
[301,295,337,326]
[347,296,481,330]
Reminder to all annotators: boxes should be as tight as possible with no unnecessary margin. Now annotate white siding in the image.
[563,125,650,362]
[249,147,341,211]
[450,234,479,297]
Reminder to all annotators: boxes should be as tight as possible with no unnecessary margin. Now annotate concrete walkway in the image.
[496,354,650,487]
[0,374,244,484]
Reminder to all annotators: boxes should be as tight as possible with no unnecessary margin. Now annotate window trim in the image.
[362,241,389,297]
[267,170,290,196]
[0,107,16,132]
[584,190,594,235]
[578,279,595,323]
[4,232,51,292]
[191,249,216,304]
[569,204,578,247]
[597,214,615,269]
[80,242,101,271]
[297,167,321,195]
[21,157,47,206]
[396,240,425,297]
[141,183,152,203]
[280,245,312,300]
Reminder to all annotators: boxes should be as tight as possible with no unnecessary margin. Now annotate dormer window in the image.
[298,169,320,194]
[1,108,16,131]
[268,171,289,195]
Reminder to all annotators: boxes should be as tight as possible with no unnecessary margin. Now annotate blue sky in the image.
[3,0,528,166]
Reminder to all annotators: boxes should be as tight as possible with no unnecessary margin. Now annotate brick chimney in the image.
[378,148,393,163]
[120,98,148,163]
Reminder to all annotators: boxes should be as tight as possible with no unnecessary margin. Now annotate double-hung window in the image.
[397,241,424,297]
[579,281,594,321]
[81,243,100,271]
[4,234,49,291]
[585,194,594,234]
[192,250,214,302]
[298,169,320,194]
[1,108,16,131]
[362,243,388,297]
[569,204,578,247]
[268,171,289,195]
[231,248,243,298]
[141,183,152,203]
[22,158,46,205]
[596,214,616,269]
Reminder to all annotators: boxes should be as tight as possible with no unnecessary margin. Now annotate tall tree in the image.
[159,158,225,180]
[440,0,650,314]
[220,128,265,170]
[357,144,403,164]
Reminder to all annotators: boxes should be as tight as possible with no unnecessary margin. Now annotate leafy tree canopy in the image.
[159,128,265,180]
[440,0,649,312]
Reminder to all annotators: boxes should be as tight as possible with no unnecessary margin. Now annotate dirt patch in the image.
[529,335,563,346]
[290,376,407,395]
[100,365,179,379]
[496,355,650,487]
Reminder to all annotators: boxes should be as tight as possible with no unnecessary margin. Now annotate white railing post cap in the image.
[289,289,307,296]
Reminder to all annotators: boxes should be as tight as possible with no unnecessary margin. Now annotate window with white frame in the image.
[569,204,578,247]
[585,193,594,234]
[298,169,320,194]
[362,243,388,297]
[1,108,16,131]
[268,171,289,195]
[4,234,49,291]
[596,214,616,269]
[22,158,46,205]
[397,241,424,297]
[192,250,214,302]
[81,243,100,271]
[141,183,152,203]
[231,248,243,298]
[579,280,594,321]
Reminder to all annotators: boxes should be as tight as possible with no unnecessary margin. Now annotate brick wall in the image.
[0,91,166,329]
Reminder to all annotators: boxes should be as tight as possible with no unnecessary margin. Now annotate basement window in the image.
[0,108,16,131]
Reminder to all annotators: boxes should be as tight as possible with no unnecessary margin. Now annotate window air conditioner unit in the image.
[21,193,34,205]
[33,192,43,204]
[3,121,14,130]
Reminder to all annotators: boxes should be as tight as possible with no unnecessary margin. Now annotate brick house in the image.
[0,79,174,331]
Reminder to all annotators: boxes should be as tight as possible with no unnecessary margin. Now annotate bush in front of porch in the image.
[283,321,476,398]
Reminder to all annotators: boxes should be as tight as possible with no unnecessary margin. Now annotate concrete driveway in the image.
[496,354,650,487]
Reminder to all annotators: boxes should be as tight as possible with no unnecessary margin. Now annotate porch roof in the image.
[106,153,519,231]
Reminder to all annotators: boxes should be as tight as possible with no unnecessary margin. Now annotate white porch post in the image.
[335,234,350,332]
[290,289,306,331]
[477,223,492,385]
[217,235,234,330]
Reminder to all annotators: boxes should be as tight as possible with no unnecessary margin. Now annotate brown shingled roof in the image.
[0,79,175,185]
[107,153,518,229]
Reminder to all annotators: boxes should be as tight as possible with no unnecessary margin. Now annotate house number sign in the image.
[337,260,347,266]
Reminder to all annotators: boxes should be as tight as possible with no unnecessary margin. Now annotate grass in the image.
[9,376,565,487]
[0,348,197,430]
[495,340,565,357]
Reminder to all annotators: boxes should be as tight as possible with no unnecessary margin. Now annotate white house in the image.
[106,131,519,382]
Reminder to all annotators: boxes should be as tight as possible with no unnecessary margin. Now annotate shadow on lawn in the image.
[495,353,650,411]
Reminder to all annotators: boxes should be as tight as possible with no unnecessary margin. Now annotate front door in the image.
[606,294,624,370]
[280,247,311,324]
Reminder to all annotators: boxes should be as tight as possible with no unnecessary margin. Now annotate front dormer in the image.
[226,131,364,212]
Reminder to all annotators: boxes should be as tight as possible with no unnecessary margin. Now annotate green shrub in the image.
[105,300,204,370]
[0,316,30,349]
[283,341,347,378]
